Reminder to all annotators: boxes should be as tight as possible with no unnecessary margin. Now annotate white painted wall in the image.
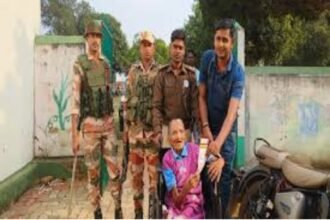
[0,1,40,181]
[34,42,84,157]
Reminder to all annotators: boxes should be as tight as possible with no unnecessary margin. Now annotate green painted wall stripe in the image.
[35,35,84,45]
[0,161,71,213]
[247,66,330,75]
[234,136,245,169]
[0,163,37,213]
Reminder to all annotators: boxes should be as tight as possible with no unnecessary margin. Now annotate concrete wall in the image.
[245,67,330,167]
[0,1,40,181]
[34,36,84,157]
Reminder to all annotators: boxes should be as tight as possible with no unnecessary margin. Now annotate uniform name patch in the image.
[183,79,189,88]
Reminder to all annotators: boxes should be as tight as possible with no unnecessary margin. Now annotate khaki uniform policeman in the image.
[152,29,199,147]
[71,20,122,219]
[123,31,159,218]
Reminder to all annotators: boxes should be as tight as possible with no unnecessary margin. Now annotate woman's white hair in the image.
[168,118,185,135]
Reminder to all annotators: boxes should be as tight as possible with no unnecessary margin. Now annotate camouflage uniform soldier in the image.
[123,31,160,219]
[152,29,199,147]
[71,20,123,219]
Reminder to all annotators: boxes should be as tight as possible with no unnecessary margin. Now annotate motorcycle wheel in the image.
[238,180,265,218]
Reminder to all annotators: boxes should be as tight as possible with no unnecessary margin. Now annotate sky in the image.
[86,0,195,45]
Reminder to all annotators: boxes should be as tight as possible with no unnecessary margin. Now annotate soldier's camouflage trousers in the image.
[128,128,159,211]
[81,116,122,209]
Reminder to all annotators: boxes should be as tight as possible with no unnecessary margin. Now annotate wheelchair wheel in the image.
[149,163,165,219]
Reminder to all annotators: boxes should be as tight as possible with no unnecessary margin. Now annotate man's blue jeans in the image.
[218,132,236,214]
[202,132,236,217]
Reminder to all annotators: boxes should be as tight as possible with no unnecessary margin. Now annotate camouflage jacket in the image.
[125,61,159,132]
[71,52,113,130]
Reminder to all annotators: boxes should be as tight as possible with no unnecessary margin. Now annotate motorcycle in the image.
[229,138,330,219]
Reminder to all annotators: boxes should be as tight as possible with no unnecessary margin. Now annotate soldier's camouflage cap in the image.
[139,31,155,44]
[84,20,102,37]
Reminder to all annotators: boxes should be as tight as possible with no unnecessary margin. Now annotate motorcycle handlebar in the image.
[253,137,271,159]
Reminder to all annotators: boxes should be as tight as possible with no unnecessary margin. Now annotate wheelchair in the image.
[148,147,223,219]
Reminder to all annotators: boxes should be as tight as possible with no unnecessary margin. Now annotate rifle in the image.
[120,96,129,183]
[120,140,129,183]
[67,154,78,218]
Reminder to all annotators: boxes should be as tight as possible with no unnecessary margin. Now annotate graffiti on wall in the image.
[271,98,323,140]
[48,73,71,132]
[298,102,320,137]
[35,72,72,157]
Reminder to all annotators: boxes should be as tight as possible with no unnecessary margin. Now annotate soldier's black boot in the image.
[148,192,158,219]
[94,207,103,219]
[115,207,123,219]
[135,208,143,219]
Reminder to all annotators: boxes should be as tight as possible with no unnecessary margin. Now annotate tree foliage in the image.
[185,0,330,66]
[41,0,130,67]
[185,2,210,61]
[292,10,330,66]
[41,0,94,35]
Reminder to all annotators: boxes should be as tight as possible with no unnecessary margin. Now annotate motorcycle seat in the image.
[256,144,290,169]
[282,155,330,188]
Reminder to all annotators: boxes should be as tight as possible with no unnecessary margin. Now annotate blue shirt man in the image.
[198,18,245,216]
[199,50,244,134]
